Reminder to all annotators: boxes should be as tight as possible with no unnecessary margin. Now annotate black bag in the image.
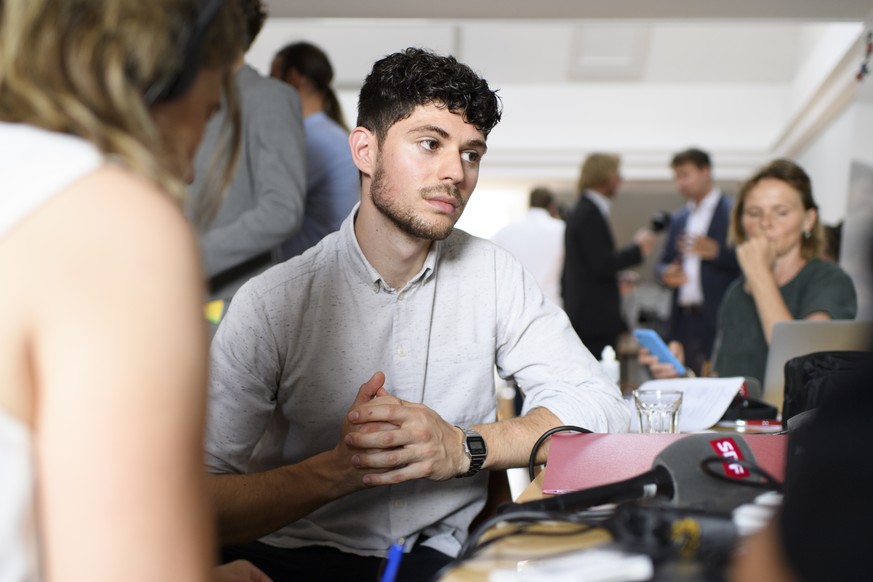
[782,350,870,423]
[720,376,779,421]
[720,395,778,421]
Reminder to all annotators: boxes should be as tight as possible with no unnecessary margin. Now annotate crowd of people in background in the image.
[495,148,857,390]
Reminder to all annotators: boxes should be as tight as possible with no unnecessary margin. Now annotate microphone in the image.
[652,433,766,512]
[499,465,672,514]
[650,211,671,233]
[501,434,768,515]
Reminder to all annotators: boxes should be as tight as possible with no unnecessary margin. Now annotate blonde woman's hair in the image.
[0,0,243,202]
[578,153,620,192]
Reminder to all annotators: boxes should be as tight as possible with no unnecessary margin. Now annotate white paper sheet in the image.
[626,377,745,432]
[489,548,653,582]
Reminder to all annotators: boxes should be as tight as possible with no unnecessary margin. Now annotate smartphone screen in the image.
[633,329,687,376]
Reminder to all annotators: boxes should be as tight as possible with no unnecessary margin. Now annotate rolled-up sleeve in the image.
[494,249,631,432]
[205,281,282,473]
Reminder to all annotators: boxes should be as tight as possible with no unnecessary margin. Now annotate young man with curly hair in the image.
[205,47,630,581]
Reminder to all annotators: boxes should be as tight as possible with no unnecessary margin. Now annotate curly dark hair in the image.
[356,47,502,141]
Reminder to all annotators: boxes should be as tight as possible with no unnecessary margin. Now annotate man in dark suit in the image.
[562,153,657,360]
[656,148,741,376]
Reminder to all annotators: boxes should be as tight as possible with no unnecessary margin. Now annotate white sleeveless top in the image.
[0,122,102,582]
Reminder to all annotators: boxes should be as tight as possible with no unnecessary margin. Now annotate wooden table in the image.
[438,475,616,581]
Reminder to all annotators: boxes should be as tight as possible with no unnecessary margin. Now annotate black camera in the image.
[650,211,671,233]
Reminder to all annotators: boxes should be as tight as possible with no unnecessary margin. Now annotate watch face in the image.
[468,438,486,454]
[457,429,486,478]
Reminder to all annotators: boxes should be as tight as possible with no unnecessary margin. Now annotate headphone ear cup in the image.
[144,0,225,105]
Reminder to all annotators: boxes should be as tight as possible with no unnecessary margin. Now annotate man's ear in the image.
[349,127,376,176]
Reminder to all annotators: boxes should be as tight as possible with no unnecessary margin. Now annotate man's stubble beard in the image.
[369,157,465,241]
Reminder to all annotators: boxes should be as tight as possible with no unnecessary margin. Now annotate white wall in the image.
[792,8,873,319]
[784,23,864,123]
[795,105,855,224]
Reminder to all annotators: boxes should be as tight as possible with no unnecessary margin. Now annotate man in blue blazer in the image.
[656,148,741,376]
[562,153,657,360]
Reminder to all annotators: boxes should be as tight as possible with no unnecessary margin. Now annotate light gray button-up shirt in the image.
[206,206,630,558]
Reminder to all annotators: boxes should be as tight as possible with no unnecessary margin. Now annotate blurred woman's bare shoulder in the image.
[59,164,198,259]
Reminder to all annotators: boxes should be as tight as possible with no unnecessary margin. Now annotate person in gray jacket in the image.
[187,0,306,310]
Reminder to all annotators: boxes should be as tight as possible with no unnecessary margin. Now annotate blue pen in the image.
[380,538,405,582]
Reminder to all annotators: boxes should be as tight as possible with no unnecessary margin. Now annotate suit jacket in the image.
[187,64,307,301]
[656,194,741,341]
[562,195,643,345]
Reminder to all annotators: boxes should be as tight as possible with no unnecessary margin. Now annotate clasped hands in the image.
[335,371,467,489]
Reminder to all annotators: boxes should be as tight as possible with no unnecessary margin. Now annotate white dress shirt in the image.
[678,188,721,306]
[206,206,630,558]
[491,207,566,306]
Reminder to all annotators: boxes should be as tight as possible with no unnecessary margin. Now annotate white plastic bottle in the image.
[600,345,621,386]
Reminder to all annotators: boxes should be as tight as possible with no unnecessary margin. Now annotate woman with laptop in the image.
[643,159,856,384]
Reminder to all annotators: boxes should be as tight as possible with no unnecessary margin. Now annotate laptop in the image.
[761,320,872,412]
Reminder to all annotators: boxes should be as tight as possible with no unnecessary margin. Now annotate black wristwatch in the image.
[455,427,487,478]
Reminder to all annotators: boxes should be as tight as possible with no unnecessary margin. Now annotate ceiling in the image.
[264,0,873,21]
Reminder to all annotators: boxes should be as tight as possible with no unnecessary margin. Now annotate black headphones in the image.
[144,0,225,105]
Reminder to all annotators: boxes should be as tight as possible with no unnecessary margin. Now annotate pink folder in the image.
[542,432,787,494]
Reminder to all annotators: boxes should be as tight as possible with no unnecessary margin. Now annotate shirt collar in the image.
[687,187,721,213]
[341,203,439,292]
[585,189,612,218]
[527,207,552,220]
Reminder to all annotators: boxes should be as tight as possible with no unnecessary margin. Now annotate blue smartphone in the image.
[633,329,687,376]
